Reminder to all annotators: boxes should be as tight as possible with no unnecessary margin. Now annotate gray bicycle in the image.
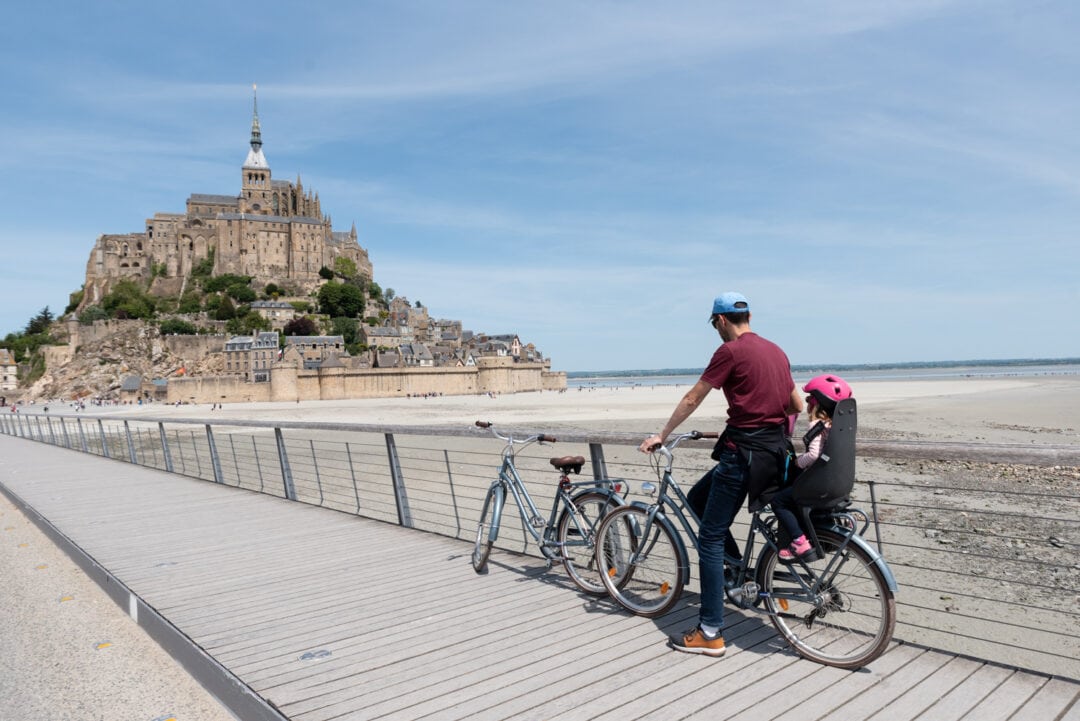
[472,421,627,595]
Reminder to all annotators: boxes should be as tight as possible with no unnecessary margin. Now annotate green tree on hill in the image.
[283,316,318,336]
[317,281,364,318]
[25,307,54,335]
[102,280,155,319]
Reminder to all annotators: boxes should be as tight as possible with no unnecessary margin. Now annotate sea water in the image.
[566,360,1080,389]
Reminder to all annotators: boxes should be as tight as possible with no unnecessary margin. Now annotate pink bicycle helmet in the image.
[803,374,853,414]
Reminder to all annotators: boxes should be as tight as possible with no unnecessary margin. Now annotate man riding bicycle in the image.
[640,292,802,657]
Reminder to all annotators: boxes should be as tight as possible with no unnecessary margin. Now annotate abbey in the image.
[80,89,373,308]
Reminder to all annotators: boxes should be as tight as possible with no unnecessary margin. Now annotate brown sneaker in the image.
[670,626,726,657]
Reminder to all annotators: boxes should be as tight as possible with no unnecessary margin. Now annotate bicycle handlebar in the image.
[475,420,556,445]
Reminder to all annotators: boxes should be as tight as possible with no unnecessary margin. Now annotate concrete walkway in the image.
[0,491,237,721]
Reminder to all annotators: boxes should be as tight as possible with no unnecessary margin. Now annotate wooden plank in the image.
[1006,677,1080,721]
[911,663,1014,721]
[864,655,982,721]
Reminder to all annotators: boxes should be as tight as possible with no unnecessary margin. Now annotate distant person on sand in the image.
[768,374,853,562]
[640,292,802,658]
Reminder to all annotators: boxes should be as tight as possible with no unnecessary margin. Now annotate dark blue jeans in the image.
[688,447,749,630]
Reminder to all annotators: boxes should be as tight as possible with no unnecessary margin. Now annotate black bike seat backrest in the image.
[792,397,857,509]
[550,456,586,475]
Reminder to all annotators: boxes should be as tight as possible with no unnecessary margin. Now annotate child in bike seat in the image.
[771,374,853,563]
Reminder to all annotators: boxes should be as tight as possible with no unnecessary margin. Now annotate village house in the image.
[224,331,279,382]
[249,300,297,330]
[0,349,16,391]
[284,335,347,368]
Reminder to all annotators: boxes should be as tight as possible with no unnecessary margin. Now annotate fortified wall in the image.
[166,357,566,404]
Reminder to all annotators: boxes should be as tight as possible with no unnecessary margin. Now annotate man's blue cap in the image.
[711,292,750,316]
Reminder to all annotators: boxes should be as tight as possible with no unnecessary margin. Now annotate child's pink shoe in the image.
[779,534,814,563]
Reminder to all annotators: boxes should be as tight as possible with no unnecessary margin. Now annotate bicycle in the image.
[471,421,627,595]
[596,410,897,668]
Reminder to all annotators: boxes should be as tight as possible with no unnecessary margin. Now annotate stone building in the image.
[249,300,297,330]
[79,88,373,311]
[224,331,280,382]
[283,335,347,368]
[0,349,16,391]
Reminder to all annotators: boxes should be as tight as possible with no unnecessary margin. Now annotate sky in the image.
[1,1,1078,372]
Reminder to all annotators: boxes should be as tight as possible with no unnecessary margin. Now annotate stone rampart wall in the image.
[161,334,227,359]
[166,360,562,404]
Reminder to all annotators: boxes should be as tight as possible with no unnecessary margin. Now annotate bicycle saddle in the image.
[550,456,586,474]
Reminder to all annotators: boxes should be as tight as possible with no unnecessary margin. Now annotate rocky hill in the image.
[25,323,223,403]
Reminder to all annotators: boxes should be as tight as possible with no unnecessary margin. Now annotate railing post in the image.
[310,439,324,504]
[158,422,174,473]
[46,417,57,445]
[60,418,71,449]
[385,432,412,528]
[205,424,224,484]
[123,421,137,463]
[589,442,609,481]
[444,449,461,536]
[33,415,43,441]
[18,413,26,437]
[346,442,360,513]
[274,427,297,500]
[174,430,187,475]
[868,479,883,554]
[191,430,202,477]
[229,435,239,486]
[77,418,88,453]
[98,419,109,457]
[252,436,264,491]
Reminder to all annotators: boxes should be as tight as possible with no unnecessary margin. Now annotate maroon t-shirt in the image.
[700,332,794,428]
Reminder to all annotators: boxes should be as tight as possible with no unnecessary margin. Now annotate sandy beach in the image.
[89,374,1080,447]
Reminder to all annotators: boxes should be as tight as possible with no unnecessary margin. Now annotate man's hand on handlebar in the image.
[639,434,663,453]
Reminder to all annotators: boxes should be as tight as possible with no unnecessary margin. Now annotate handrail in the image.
[7,412,1080,465]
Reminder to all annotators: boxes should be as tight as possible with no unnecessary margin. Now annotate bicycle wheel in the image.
[596,505,686,618]
[758,528,896,668]
[556,491,622,595]
[472,484,502,573]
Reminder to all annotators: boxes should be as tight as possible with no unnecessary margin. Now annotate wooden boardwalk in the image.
[1,435,1076,721]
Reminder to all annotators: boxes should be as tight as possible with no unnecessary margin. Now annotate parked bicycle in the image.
[471,421,627,595]
[596,400,897,668]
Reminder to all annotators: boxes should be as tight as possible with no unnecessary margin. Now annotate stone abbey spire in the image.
[243,83,269,172]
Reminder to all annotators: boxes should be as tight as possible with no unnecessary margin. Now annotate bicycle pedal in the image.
[530,517,546,528]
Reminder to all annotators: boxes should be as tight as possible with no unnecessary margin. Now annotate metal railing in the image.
[2,411,1077,681]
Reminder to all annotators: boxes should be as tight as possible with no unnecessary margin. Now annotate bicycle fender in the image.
[569,487,627,508]
[489,484,506,543]
[625,501,692,587]
[823,524,899,592]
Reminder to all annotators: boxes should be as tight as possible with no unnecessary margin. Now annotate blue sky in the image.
[1,1,1077,371]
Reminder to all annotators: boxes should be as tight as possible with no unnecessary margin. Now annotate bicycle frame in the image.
[482,429,621,559]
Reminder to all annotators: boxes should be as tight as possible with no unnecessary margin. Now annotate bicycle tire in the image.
[757,528,896,668]
[472,484,502,573]
[556,491,622,595]
[596,505,687,618]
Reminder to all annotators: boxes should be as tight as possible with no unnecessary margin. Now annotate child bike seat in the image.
[550,456,586,475]
[791,398,857,509]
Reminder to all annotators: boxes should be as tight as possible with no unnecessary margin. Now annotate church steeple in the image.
[243,83,269,171]
[250,83,262,151]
